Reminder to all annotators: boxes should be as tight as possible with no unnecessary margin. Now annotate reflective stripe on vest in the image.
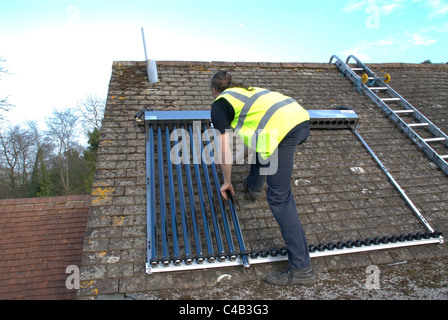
[214,87,310,159]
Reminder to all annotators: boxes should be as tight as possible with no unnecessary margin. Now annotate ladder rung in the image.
[408,123,430,128]
[394,110,415,114]
[382,98,401,102]
[423,137,447,143]
[441,155,448,160]
[371,87,388,90]
[351,68,364,71]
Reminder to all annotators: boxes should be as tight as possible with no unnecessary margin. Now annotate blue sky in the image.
[1,0,447,127]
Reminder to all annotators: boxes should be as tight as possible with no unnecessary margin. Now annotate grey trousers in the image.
[246,121,311,269]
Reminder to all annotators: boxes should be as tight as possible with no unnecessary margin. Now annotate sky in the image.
[1,0,447,128]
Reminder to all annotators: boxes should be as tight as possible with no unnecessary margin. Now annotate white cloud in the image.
[343,0,405,14]
[410,33,437,45]
[343,0,448,18]
[426,0,448,16]
[381,4,399,15]
[344,0,370,12]
[344,38,397,62]
[344,28,438,62]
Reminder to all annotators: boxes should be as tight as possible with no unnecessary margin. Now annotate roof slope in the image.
[0,195,90,300]
[78,60,448,299]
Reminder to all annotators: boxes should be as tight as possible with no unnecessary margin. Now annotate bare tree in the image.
[26,120,43,148]
[76,94,105,132]
[0,126,20,196]
[45,108,79,195]
[0,59,6,73]
[0,58,14,120]
[0,123,37,197]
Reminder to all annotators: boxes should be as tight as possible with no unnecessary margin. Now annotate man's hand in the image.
[220,182,235,201]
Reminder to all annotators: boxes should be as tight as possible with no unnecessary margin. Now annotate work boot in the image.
[243,178,263,201]
[266,266,316,286]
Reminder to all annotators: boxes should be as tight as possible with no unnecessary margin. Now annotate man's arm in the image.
[219,131,235,201]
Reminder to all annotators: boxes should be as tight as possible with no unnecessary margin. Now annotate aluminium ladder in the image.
[330,55,448,176]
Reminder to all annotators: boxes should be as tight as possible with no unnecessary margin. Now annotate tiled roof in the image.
[78,60,448,299]
[0,195,90,300]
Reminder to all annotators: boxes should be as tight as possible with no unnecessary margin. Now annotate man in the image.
[210,71,316,286]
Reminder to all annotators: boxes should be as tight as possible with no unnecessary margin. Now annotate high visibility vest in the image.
[214,87,310,159]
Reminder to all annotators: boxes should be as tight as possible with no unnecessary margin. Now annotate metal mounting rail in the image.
[330,54,448,176]
[146,235,443,273]
[353,128,436,233]
[142,109,443,274]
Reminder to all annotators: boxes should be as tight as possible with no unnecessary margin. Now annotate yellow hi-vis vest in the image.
[214,87,310,160]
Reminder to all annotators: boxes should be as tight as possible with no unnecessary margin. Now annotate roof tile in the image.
[0,195,90,300]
